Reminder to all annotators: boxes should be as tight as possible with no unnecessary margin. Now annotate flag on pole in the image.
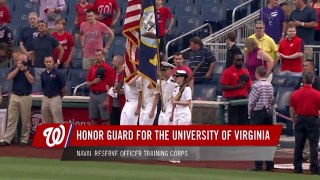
[122,0,142,82]
[138,0,159,89]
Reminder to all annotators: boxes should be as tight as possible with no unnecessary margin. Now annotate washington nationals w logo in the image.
[43,125,66,147]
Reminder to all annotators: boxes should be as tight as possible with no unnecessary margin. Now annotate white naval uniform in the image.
[120,82,140,125]
[137,77,157,125]
[172,86,192,125]
[154,77,177,125]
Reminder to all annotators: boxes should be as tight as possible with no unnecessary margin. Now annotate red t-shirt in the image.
[220,65,252,98]
[0,5,10,24]
[93,0,119,27]
[173,65,192,76]
[278,36,304,73]
[157,6,173,37]
[76,2,93,28]
[87,61,116,92]
[290,84,320,116]
[52,31,75,63]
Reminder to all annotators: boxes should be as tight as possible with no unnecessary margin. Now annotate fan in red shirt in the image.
[172,52,194,92]
[93,0,121,28]
[74,0,93,41]
[0,0,10,25]
[52,18,75,69]
[156,0,174,61]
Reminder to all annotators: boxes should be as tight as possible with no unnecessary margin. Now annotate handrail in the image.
[232,0,256,23]
[165,23,212,61]
[73,82,87,96]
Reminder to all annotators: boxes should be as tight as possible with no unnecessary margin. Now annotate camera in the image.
[21,61,28,66]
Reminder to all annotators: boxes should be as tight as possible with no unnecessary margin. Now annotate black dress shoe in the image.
[19,142,28,146]
[266,167,275,171]
[0,141,9,146]
[248,167,262,171]
[293,170,303,174]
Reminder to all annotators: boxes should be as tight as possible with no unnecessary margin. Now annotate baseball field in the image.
[0,145,318,179]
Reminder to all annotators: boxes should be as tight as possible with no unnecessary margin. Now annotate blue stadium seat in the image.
[271,75,287,87]
[71,60,83,69]
[174,4,201,16]
[167,0,193,4]
[194,0,220,5]
[68,69,89,96]
[177,16,203,33]
[112,36,126,49]
[73,48,83,60]
[113,48,125,56]
[8,25,21,46]
[0,68,10,79]
[221,0,245,10]
[193,84,217,101]
[14,1,33,12]
[166,27,180,41]
[212,61,225,74]
[114,26,123,36]
[201,6,224,22]
[12,12,29,27]
[7,0,14,11]
[212,74,222,95]
[34,68,46,82]
[0,80,12,94]
[275,87,295,136]
[272,63,282,76]
[284,76,301,89]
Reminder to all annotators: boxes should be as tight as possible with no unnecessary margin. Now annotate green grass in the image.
[0,157,318,180]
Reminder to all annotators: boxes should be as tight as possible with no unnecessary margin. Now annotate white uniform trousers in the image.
[173,108,192,125]
[120,99,139,125]
[158,107,173,125]
[139,102,157,125]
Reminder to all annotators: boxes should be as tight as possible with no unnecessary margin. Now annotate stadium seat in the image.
[212,74,222,95]
[111,36,126,49]
[73,48,83,60]
[275,87,295,136]
[0,79,12,94]
[284,76,301,89]
[167,0,193,4]
[12,12,29,27]
[7,0,14,11]
[271,75,287,87]
[34,68,46,82]
[71,60,83,69]
[177,16,203,34]
[114,26,123,36]
[193,84,217,101]
[0,68,10,79]
[221,0,245,10]
[14,1,33,12]
[272,63,281,76]
[212,61,225,74]
[194,0,220,5]
[201,6,224,22]
[174,4,201,17]
[68,69,89,96]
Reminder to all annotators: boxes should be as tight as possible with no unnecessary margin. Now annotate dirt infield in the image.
[0,145,299,174]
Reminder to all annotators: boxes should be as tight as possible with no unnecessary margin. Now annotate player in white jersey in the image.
[171,70,192,125]
[154,62,176,125]
[120,75,141,125]
[137,76,158,125]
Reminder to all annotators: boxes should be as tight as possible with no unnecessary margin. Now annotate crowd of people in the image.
[0,0,319,174]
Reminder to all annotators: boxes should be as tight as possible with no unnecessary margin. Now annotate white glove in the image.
[107,87,117,98]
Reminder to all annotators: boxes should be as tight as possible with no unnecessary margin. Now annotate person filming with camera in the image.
[0,53,35,146]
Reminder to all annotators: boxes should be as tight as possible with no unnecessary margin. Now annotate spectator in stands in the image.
[74,0,93,44]
[173,52,194,92]
[52,18,75,69]
[86,49,116,125]
[290,0,318,45]
[225,32,241,69]
[248,66,274,171]
[277,23,304,76]
[93,0,121,30]
[311,0,320,43]
[260,0,286,43]
[108,55,125,125]
[290,72,320,175]
[19,12,39,62]
[188,36,216,84]
[0,0,10,25]
[220,52,252,125]
[31,20,64,68]
[246,21,278,67]
[80,9,114,69]
[299,59,320,162]
[0,54,35,146]
[30,0,67,33]
[0,43,10,67]
[0,22,13,47]
[156,0,174,61]
[244,38,273,82]
[41,56,66,124]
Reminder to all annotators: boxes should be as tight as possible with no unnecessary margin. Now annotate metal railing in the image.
[165,23,212,61]
[73,82,87,96]
[232,0,255,23]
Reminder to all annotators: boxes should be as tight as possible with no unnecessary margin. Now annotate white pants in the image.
[139,104,157,125]
[158,109,172,125]
[120,100,139,125]
[173,108,191,125]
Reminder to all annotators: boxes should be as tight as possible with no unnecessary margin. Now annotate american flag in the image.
[122,0,141,82]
